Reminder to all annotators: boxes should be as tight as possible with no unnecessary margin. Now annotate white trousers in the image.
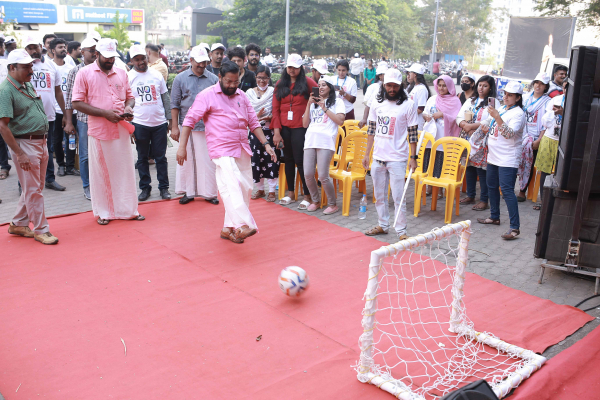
[88,125,139,220]
[371,159,408,235]
[175,130,218,199]
[260,178,278,192]
[10,138,49,234]
[213,151,257,230]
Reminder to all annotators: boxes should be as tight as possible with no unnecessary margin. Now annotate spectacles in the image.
[224,79,240,86]
[256,76,269,81]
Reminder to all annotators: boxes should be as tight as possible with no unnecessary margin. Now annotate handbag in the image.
[468,124,488,169]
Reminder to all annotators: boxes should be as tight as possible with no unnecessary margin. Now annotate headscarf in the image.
[433,75,462,137]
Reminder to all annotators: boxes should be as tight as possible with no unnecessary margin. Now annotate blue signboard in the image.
[66,6,143,24]
[0,2,58,24]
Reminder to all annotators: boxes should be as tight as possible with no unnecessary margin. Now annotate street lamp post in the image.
[284,0,290,62]
[430,0,440,72]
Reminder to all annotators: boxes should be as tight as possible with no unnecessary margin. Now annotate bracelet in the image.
[262,141,270,147]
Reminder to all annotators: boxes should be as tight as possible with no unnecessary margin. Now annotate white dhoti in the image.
[175,130,218,199]
[213,150,257,230]
[88,125,140,220]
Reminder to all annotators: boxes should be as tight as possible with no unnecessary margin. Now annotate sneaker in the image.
[83,186,91,200]
[34,232,59,245]
[8,222,34,238]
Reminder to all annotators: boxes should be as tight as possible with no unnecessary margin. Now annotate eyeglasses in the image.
[223,79,240,86]
[256,76,269,81]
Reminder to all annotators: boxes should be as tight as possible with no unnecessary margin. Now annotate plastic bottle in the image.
[358,194,367,219]
[68,134,76,150]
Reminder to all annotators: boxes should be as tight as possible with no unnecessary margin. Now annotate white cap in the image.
[375,63,388,75]
[96,38,119,58]
[199,42,210,52]
[312,59,328,75]
[463,72,476,82]
[384,69,403,86]
[504,80,523,95]
[5,36,15,44]
[210,42,225,52]
[354,53,359,57]
[189,45,210,62]
[553,95,564,106]
[533,72,550,85]
[23,35,39,48]
[407,63,426,75]
[129,44,145,58]
[286,53,302,69]
[87,31,101,42]
[7,49,34,64]
[80,38,96,49]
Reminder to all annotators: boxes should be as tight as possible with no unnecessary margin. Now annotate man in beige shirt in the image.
[145,43,168,82]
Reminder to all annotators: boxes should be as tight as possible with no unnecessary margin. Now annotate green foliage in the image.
[95,11,132,52]
[534,0,597,29]
[167,73,177,90]
[383,0,424,59]
[424,73,438,83]
[271,73,281,83]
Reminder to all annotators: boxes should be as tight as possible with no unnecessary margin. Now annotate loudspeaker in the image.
[555,46,600,192]
[441,380,499,400]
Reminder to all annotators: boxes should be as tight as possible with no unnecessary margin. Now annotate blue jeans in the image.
[45,121,55,183]
[486,163,520,229]
[466,166,488,202]
[133,122,169,191]
[77,120,89,189]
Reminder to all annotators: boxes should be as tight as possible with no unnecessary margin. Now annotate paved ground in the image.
[1,90,598,363]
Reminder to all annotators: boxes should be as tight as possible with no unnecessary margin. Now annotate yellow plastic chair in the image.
[330,127,345,171]
[406,132,436,211]
[278,165,304,201]
[415,137,471,223]
[330,130,370,216]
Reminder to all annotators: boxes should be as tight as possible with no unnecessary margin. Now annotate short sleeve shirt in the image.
[170,68,218,131]
[487,106,526,168]
[304,98,345,151]
[335,75,357,113]
[424,95,445,143]
[31,57,61,121]
[0,76,49,136]
[51,60,75,114]
[368,98,418,162]
[409,84,429,130]
[128,68,168,127]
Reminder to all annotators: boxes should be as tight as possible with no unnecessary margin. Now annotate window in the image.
[127,25,141,31]
[102,24,114,31]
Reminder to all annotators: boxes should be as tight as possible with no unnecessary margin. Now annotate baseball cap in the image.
[463,72,476,82]
[96,38,119,58]
[407,63,426,75]
[533,72,550,85]
[504,80,523,95]
[354,53,359,57]
[80,38,96,50]
[286,53,302,69]
[5,36,16,45]
[210,42,225,52]
[7,49,34,65]
[87,31,102,42]
[375,63,388,75]
[23,35,39,48]
[312,59,328,75]
[129,44,145,58]
[190,45,210,63]
[199,42,210,52]
[384,69,403,86]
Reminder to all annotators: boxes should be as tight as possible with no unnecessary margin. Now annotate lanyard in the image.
[472,98,483,118]
[557,96,565,125]
[489,105,517,130]
[337,76,347,89]
[525,94,543,113]
[8,79,38,99]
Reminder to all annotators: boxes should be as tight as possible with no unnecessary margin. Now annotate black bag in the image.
[440,380,499,400]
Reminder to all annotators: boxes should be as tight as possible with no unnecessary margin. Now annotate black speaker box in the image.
[441,380,499,400]
[555,46,600,192]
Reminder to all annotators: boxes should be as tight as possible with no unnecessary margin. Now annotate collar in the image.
[149,59,163,67]
[7,75,26,89]
[214,83,240,97]
[188,68,208,78]
[91,60,115,76]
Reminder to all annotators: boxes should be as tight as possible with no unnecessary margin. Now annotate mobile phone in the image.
[487,97,496,108]
[312,87,320,98]
[120,113,134,118]
[334,85,341,91]
[277,141,284,149]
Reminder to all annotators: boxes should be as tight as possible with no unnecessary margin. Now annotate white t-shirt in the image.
[31,58,61,122]
[115,57,129,72]
[487,106,526,168]
[51,60,75,115]
[424,95,445,142]
[523,92,550,140]
[364,82,381,108]
[349,58,364,75]
[65,54,77,68]
[127,68,168,127]
[0,59,8,83]
[334,75,357,113]
[368,98,418,162]
[456,97,492,127]
[541,95,563,141]
[408,83,429,130]
[304,98,345,151]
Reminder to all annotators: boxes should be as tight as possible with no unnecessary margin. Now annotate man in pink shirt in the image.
[72,38,145,225]
[176,61,276,244]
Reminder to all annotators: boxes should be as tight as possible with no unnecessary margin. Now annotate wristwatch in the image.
[262,141,270,147]
[410,155,418,160]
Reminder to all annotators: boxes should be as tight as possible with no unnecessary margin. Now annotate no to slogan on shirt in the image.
[134,83,160,105]
[31,71,53,92]
[310,107,329,124]
[376,115,397,138]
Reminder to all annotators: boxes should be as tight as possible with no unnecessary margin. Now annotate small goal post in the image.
[356,220,546,399]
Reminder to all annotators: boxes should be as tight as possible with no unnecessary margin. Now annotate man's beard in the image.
[220,81,236,96]
[99,59,114,70]
[249,59,259,66]
[384,90,401,101]
[56,51,67,60]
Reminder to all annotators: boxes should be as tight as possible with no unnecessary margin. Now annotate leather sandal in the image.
[251,190,265,200]
[0,169,8,180]
[220,227,244,244]
[131,215,145,221]
[97,218,110,225]
[477,217,500,225]
[236,225,257,240]
[266,192,277,202]
[472,202,489,211]
[460,197,476,205]
[501,229,520,240]
[365,226,389,236]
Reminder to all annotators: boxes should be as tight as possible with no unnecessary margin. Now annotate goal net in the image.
[355,221,545,400]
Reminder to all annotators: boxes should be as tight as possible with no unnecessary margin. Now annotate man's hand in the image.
[167,120,172,133]
[362,156,370,170]
[62,117,67,129]
[409,158,418,172]
[554,105,564,116]
[124,106,134,122]
[170,125,180,142]
[16,151,31,171]
[265,144,277,162]
[104,110,124,124]
[64,120,76,135]
[176,147,187,165]
[358,118,367,129]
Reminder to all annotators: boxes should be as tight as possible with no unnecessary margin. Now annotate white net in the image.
[356,221,545,400]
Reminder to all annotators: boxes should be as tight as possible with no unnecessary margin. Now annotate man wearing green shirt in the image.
[0,49,59,245]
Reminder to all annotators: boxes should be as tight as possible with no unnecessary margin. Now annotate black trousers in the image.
[0,133,10,171]
[45,121,56,183]
[52,113,76,169]
[133,122,169,191]
[280,126,309,194]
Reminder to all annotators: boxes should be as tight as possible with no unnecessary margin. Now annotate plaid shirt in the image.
[367,120,418,143]
[65,62,87,124]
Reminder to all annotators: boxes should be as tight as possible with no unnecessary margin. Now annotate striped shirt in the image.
[65,62,88,123]
[0,76,49,136]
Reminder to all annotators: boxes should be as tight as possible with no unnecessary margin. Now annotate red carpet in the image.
[512,323,600,400]
[0,200,593,399]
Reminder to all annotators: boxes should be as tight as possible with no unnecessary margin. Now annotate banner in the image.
[66,6,143,24]
[0,2,57,24]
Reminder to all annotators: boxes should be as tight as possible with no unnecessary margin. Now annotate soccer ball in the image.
[278,266,310,297]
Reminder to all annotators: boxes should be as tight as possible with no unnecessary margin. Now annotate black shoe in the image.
[66,168,80,176]
[160,189,171,200]
[138,188,151,201]
[57,166,66,176]
[179,194,194,204]
[205,198,219,205]
[83,186,91,200]
[45,181,66,191]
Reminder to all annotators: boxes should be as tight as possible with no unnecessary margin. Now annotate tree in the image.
[534,0,599,29]
[95,11,132,51]
[210,0,388,55]
[382,0,425,59]
[419,0,494,56]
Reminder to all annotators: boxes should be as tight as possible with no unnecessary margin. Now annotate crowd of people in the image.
[0,31,568,246]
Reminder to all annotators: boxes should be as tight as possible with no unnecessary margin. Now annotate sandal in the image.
[306,202,320,212]
[501,229,520,240]
[298,200,311,210]
[460,197,476,205]
[97,218,110,225]
[517,195,526,202]
[266,192,277,202]
[533,203,542,211]
[472,202,489,211]
[0,169,8,180]
[279,196,295,205]
[323,205,339,215]
[131,215,146,221]
[365,226,389,236]
[477,217,500,225]
[251,190,265,200]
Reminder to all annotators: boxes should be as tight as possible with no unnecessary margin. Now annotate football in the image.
[278,266,310,297]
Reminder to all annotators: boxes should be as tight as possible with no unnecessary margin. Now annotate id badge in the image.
[287,111,294,121]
